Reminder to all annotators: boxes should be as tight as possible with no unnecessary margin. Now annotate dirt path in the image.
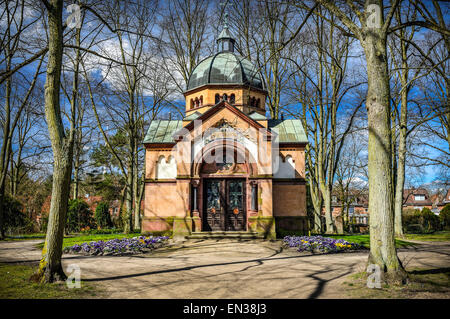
[1,238,449,298]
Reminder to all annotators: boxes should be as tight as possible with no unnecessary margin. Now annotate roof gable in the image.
[176,100,270,139]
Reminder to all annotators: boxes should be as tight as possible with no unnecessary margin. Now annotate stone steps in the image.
[186,231,265,240]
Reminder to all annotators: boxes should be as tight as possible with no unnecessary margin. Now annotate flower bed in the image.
[283,235,361,254]
[63,236,170,256]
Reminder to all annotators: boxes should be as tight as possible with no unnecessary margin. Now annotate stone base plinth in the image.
[274,216,309,236]
[247,216,276,240]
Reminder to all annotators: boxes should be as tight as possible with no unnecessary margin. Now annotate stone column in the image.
[191,180,201,231]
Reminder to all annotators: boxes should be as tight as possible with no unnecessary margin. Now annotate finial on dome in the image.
[217,1,235,52]
[223,11,229,29]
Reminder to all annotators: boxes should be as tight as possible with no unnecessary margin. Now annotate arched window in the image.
[199,96,203,106]
[194,97,199,108]
[256,98,260,108]
[190,99,194,109]
[222,93,228,101]
[274,154,295,178]
[156,155,177,179]
[251,97,256,107]
[215,93,220,104]
[230,94,235,104]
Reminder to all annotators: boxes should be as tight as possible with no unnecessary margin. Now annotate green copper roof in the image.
[143,119,307,144]
[217,26,233,40]
[249,112,267,120]
[186,52,264,91]
[143,120,182,144]
[184,111,202,121]
[268,119,308,143]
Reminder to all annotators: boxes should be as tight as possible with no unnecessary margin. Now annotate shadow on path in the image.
[83,254,326,282]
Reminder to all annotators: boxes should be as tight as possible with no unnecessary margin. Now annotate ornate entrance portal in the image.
[203,179,246,231]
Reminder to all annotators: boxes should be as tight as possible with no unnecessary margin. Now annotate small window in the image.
[223,93,228,101]
[190,99,194,109]
[251,184,258,211]
[256,98,260,108]
[215,93,220,104]
[414,195,425,201]
[230,94,235,104]
[199,96,203,106]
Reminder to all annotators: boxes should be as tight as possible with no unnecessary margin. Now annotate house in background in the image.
[436,189,450,212]
[83,195,134,220]
[40,195,123,229]
[325,191,369,233]
[84,195,103,214]
[402,188,433,211]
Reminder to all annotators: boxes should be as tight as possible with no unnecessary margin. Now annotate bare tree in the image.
[389,0,449,236]
[298,0,449,283]
[0,0,44,238]
[33,0,75,282]
[83,0,175,232]
[287,9,363,234]
[158,0,211,93]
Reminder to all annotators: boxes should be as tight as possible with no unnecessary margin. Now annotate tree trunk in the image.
[35,150,72,282]
[310,183,322,233]
[123,163,133,233]
[394,99,407,237]
[133,171,139,231]
[0,65,12,240]
[33,0,74,283]
[72,158,79,200]
[134,153,145,231]
[10,141,22,197]
[363,32,406,283]
[321,183,335,234]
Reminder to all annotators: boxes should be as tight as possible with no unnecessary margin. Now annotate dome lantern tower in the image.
[183,11,268,120]
[217,13,235,53]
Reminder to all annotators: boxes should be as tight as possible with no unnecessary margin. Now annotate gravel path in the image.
[1,238,449,298]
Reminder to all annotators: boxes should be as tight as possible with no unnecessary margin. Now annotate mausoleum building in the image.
[142,25,308,239]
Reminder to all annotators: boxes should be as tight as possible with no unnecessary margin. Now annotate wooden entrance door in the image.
[204,179,224,231]
[225,179,246,231]
[203,179,246,231]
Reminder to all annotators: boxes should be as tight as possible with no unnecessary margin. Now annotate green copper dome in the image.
[186,52,265,91]
[187,24,265,92]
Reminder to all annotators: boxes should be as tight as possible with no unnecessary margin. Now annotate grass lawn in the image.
[326,234,416,249]
[343,267,450,298]
[0,263,102,299]
[4,233,46,241]
[36,233,144,249]
[403,231,450,242]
